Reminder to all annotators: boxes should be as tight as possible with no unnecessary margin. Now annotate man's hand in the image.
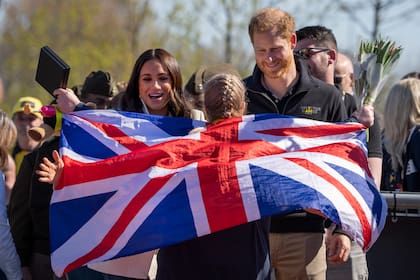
[326,228,351,264]
[54,88,80,114]
[352,104,374,128]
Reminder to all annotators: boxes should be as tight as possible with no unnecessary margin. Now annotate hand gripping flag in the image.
[50,110,387,276]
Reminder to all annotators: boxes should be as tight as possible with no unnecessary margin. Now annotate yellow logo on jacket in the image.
[301,106,321,115]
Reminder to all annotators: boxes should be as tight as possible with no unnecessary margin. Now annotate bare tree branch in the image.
[387,3,420,22]
[334,0,371,35]
[330,0,420,40]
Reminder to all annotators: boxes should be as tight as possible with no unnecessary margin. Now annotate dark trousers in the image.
[31,252,66,280]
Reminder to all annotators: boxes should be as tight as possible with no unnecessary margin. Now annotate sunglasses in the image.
[295,47,330,59]
[334,73,351,85]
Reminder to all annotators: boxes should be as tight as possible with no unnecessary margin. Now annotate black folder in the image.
[35,46,70,96]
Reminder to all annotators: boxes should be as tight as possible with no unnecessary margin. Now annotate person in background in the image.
[9,123,64,280]
[401,71,420,80]
[80,70,115,109]
[381,72,420,191]
[110,81,128,109]
[0,79,16,204]
[7,96,44,205]
[334,53,355,95]
[8,70,117,280]
[183,63,241,120]
[334,52,358,117]
[294,26,337,85]
[0,110,22,280]
[245,9,373,280]
[295,25,382,280]
[382,78,420,192]
[11,96,43,173]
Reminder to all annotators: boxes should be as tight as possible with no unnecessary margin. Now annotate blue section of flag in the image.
[251,164,340,222]
[50,191,116,252]
[61,118,118,159]
[116,179,197,257]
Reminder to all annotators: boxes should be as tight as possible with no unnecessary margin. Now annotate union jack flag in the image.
[50,110,387,276]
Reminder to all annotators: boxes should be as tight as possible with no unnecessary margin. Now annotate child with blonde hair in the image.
[202,73,247,122]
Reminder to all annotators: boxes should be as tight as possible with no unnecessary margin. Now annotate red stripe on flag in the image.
[58,138,202,188]
[302,142,372,178]
[86,119,149,151]
[63,174,174,274]
[258,123,364,138]
[289,157,371,249]
[198,160,247,232]
[197,123,248,232]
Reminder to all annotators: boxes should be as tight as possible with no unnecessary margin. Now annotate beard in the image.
[259,53,293,79]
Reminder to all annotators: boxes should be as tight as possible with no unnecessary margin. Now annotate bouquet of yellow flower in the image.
[354,37,403,105]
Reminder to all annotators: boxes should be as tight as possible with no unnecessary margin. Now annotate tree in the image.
[113,0,159,56]
[0,0,156,111]
[330,0,420,40]
[151,0,283,77]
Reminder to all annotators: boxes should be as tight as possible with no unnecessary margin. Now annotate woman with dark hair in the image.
[88,48,186,279]
[55,48,186,119]
[116,48,185,117]
[46,48,187,279]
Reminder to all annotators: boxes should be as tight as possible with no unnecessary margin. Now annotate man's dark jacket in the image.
[8,136,59,266]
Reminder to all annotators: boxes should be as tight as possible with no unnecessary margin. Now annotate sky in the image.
[297,1,420,78]
[151,0,420,78]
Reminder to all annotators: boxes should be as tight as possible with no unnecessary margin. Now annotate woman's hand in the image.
[54,87,80,113]
[37,150,63,188]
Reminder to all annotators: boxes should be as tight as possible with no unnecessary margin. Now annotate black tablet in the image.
[35,46,70,96]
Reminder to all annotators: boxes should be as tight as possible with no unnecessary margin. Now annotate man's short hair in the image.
[248,7,295,43]
[296,25,338,50]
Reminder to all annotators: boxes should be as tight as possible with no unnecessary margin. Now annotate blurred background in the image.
[0,0,419,114]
